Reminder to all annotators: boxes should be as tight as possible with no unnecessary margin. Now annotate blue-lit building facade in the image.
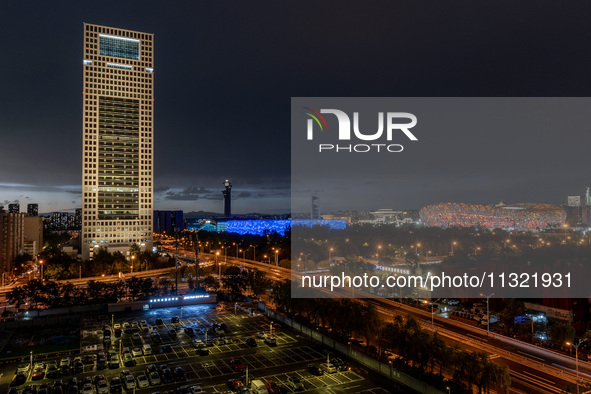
[185,218,346,236]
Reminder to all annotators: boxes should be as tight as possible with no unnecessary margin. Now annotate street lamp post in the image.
[451,241,457,256]
[216,252,220,277]
[275,250,279,266]
[567,340,585,394]
[329,248,333,263]
[131,255,135,274]
[481,293,494,335]
[431,301,435,328]
[250,245,257,261]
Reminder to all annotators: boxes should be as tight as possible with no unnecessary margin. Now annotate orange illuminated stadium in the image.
[419,202,566,231]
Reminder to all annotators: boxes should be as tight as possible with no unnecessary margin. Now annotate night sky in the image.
[1,1,591,215]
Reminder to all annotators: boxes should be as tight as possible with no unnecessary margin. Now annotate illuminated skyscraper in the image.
[81,24,154,259]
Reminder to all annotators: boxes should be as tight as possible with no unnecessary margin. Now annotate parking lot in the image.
[0,303,392,393]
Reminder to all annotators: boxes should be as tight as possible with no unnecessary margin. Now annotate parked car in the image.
[148,371,161,386]
[331,357,350,371]
[307,364,324,376]
[287,376,304,391]
[32,364,45,380]
[319,363,337,374]
[230,359,245,372]
[136,373,149,389]
[46,362,59,378]
[109,377,122,393]
[265,380,280,393]
[227,379,243,391]
[245,337,257,347]
[96,379,109,394]
[124,374,136,390]
[264,336,277,346]
[142,344,153,355]
[197,344,209,356]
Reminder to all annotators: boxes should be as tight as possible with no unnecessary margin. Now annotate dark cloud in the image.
[155,185,171,193]
[165,187,217,201]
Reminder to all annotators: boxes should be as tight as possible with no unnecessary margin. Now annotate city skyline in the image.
[2,2,591,214]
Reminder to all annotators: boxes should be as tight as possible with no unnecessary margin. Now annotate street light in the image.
[566,340,586,394]
[131,255,135,274]
[275,250,279,266]
[415,243,420,256]
[480,293,494,335]
[451,241,457,256]
[216,252,221,277]
[329,247,333,263]
[250,245,257,261]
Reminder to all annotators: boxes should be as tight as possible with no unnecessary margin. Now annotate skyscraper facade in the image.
[81,24,154,259]
[8,203,19,214]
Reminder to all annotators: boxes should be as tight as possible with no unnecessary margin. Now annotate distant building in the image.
[153,210,184,234]
[420,202,566,231]
[564,195,588,227]
[222,180,232,218]
[0,207,25,279]
[74,208,82,229]
[27,203,38,217]
[311,195,320,219]
[24,216,43,255]
[8,203,19,214]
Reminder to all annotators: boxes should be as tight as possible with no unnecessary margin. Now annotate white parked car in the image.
[319,363,337,374]
[142,344,153,355]
[124,374,136,390]
[96,380,109,394]
[137,373,149,389]
[132,347,143,357]
[148,371,161,385]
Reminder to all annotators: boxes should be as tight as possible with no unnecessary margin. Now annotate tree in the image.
[550,322,575,344]
[499,299,525,334]
[221,266,247,300]
[246,269,271,296]
[7,286,26,309]
[201,275,220,292]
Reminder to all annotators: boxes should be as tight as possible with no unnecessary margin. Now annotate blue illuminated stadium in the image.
[185,218,346,235]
